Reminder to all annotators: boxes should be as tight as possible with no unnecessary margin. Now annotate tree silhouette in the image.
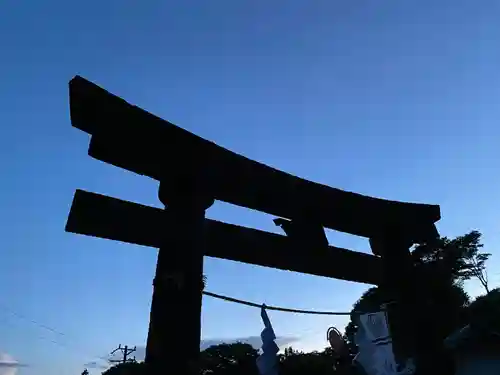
[200,342,259,375]
[467,287,500,330]
[102,361,145,375]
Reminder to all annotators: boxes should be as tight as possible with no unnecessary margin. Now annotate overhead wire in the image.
[0,289,353,368]
[0,301,111,366]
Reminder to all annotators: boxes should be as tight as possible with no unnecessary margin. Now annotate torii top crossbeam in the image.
[69,75,440,245]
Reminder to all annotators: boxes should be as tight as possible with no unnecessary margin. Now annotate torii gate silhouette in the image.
[65,76,441,375]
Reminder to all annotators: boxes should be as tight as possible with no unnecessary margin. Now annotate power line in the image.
[203,291,351,316]
[0,301,110,365]
[0,290,351,373]
[0,302,67,337]
[0,314,100,370]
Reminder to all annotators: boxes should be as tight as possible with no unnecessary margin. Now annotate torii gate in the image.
[65,76,441,375]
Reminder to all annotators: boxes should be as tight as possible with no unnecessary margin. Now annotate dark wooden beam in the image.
[65,189,382,285]
[68,76,440,243]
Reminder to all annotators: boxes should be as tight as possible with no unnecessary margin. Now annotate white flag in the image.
[354,311,415,375]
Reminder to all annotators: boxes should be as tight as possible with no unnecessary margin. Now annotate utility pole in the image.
[109,344,137,364]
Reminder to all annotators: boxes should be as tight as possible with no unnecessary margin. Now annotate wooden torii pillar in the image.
[66,76,441,375]
[145,176,215,374]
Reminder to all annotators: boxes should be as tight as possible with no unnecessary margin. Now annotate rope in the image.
[203,291,351,316]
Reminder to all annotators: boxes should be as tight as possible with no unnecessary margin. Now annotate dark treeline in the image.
[102,345,338,375]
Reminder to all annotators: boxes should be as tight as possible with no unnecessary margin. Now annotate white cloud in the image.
[0,353,25,375]
[83,361,109,370]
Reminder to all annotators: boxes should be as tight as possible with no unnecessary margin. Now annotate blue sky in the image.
[1,0,500,374]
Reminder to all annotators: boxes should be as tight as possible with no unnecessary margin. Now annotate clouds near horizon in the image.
[0,353,26,375]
